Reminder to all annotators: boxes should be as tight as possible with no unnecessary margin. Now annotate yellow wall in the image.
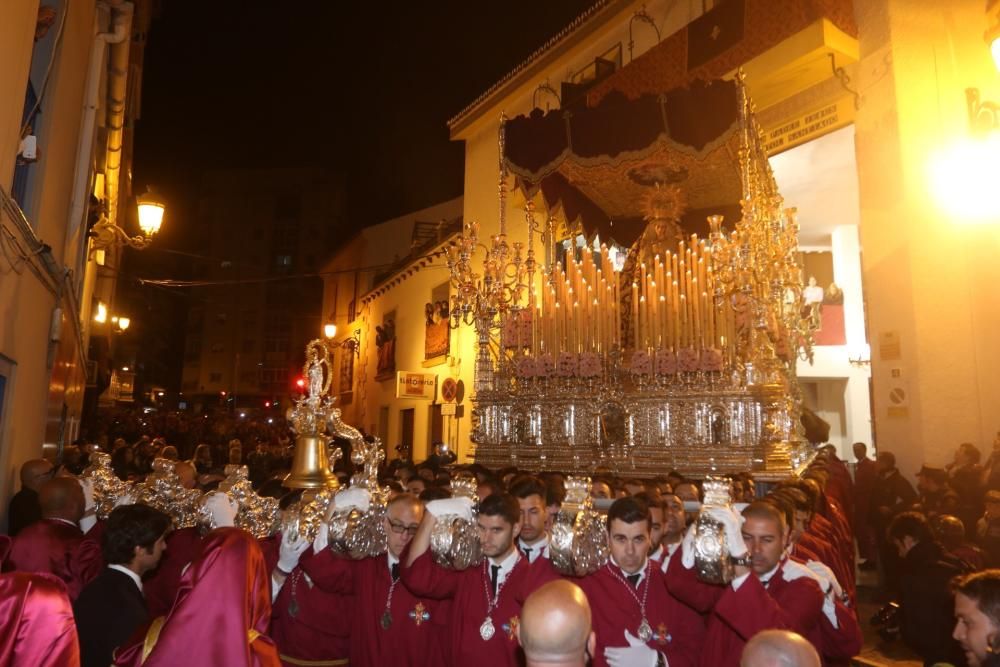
[0,0,126,527]
[855,0,1000,473]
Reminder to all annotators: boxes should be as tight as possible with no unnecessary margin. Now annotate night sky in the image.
[134,1,598,238]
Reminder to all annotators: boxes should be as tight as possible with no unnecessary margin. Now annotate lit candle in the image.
[631,282,639,348]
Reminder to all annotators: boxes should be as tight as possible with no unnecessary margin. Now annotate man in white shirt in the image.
[511,477,550,563]
[73,503,171,667]
[659,494,686,570]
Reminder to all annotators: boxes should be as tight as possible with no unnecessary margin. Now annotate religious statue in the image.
[375,317,396,379]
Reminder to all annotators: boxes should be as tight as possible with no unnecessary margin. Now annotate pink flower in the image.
[630,350,653,375]
[699,348,724,372]
[655,350,677,375]
[516,356,537,378]
[678,347,700,372]
[557,352,578,377]
[578,352,601,377]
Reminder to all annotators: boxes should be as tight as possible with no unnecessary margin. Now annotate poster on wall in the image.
[376,311,396,381]
[424,300,450,360]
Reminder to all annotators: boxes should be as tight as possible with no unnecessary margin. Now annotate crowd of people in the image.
[2,409,1000,667]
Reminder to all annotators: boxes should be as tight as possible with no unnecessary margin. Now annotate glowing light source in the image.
[117,317,130,331]
[929,134,1000,224]
[323,323,337,339]
[136,189,166,236]
[121,366,129,371]
[94,301,108,323]
[295,378,306,389]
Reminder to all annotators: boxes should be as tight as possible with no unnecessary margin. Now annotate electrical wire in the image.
[135,248,450,288]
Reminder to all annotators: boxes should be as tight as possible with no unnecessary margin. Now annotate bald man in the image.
[174,460,197,490]
[740,630,820,667]
[519,580,595,667]
[6,477,102,599]
[7,458,54,535]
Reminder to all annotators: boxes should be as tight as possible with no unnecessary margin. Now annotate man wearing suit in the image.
[73,503,171,667]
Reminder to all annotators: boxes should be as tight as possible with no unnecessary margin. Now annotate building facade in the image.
[331,0,1000,477]
[321,197,464,461]
[179,168,344,413]
[0,0,154,525]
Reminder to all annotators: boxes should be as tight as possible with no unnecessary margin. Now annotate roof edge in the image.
[447,0,633,139]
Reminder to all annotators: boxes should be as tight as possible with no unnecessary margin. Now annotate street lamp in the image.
[90,187,166,251]
[136,189,166,236]
[322,324,360,357]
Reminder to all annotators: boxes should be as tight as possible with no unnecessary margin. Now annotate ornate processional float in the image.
[447,74,818,480]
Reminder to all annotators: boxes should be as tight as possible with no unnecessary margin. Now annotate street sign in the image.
[440,377,458,403]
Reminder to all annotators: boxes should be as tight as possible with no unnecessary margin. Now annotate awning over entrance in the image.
[505,78,744,248]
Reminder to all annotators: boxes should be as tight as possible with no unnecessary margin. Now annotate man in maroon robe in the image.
[574,496,703,667]
[510,477,551,563]
[0,572,80,667]
[266,515,349,667]
[665,502,826,667]
[142,462,203,617]
[291,491,449,667]
[403,492,557,667]
[6,477,102,600]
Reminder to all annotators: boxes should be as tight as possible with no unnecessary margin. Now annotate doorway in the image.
[400,408,415,458]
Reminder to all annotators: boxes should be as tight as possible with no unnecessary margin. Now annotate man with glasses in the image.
[6,458,53,535]
[286,492,448,667]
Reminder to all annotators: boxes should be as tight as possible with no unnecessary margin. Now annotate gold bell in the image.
[283,434,340,489]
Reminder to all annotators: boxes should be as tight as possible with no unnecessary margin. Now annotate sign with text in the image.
[396,372,437,400]
[763,96,855,156]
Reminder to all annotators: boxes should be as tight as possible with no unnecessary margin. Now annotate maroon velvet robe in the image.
[113,528,281,667]
[798,531,852,601]
[6,519,102,599]
[144,526,202,618]
[401,549,558,667]
[298,548,450,667]
[666,558,824,667]
[0,572,80,667]
[575,563,703,667]
[270,550,352,666]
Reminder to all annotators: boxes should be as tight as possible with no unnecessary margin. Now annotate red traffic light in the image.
[295,378,305,389]
[264,400,271,408]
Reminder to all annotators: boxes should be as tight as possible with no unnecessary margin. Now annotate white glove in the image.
[79,478,95,511]
[805,560,842,599]
[277,531,309,573]
[78,478,97,532]
[313,521,330,553]
[780,559,821,584]
[203,492,238,528]
[425,497,474,521]
[114,493,136,508]
[680,523,697,569]
[705,506,748,557]
[604,630,662,667]
[334,487,371,512]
